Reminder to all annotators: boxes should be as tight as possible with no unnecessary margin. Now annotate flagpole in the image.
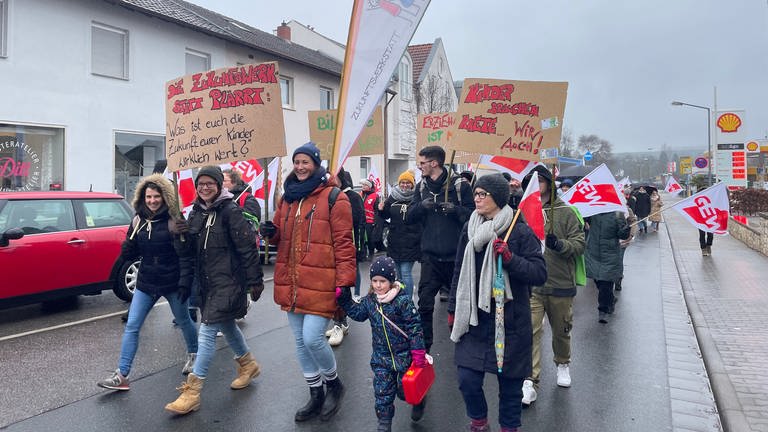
[444,150,456,202]
[172,171,185,242]
[549,163,557,234]
[630,199,688,227]
[262,157,270,265]
[502,208,522,243]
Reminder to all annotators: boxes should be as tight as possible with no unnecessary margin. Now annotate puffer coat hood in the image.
[131,173,181,220]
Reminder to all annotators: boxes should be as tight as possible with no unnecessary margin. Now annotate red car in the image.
[0,191,139,309]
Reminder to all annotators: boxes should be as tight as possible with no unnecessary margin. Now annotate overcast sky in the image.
[187,0,768,154]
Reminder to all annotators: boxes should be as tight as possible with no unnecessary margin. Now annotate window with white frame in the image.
[360,157,370,180]
[0,0,7,58]
[185,48,210,74]
[280,77,294,108]
[399,59,412,101]
[91,22,129,79]
[320,86,333,110]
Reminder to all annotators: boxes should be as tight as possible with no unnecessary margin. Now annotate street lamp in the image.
[671,100,713,186]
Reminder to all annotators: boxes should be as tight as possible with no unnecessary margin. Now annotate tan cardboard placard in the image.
[164,62,287,172]
[309,105,384,159]
[416,112,475,164]
[449,79,568,162]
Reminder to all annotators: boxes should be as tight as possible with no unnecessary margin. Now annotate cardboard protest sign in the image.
[449,79,568,162]
[164,62,287,172]
[416,112,475,164]
[309,106,384,159]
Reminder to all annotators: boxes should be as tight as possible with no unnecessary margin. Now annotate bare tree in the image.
[414,74,455,114]
[577,134,614,166]
[560,127,576,158]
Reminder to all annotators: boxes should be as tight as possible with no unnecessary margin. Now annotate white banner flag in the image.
[331,0,431,174]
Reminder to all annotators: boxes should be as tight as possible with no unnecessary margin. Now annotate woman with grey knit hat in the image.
[447,173,547,432]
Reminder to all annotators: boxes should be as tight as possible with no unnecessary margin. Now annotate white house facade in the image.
[0,0,342,199]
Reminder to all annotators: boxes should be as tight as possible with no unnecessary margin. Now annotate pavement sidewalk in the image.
[664,196,768,432]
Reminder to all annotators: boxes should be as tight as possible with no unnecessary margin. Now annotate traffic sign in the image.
[584,151,593,161]
[694,157,708,169]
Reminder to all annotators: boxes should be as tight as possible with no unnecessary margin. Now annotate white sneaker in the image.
[556,363,571,388]
[328,325,345,346]
[340,322,349,335]
[521,379,537,406]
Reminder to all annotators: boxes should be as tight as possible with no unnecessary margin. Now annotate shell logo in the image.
[717,113,742,133]
[746,141,759,152]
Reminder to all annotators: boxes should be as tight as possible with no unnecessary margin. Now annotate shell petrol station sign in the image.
[715,110,747,189]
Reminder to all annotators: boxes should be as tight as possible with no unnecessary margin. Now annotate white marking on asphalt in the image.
[0,277,274,342]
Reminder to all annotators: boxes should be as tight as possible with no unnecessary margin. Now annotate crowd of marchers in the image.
[96,143,641,432]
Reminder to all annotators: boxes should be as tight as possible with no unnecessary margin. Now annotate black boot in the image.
[377,419,392,432]
[411,396,427,422]
[295,386,325,422]
[320,377,344,421]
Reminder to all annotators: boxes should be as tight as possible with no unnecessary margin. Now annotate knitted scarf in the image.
[389,185,414,203]
[283,166,328,203]
[450,205,514,343]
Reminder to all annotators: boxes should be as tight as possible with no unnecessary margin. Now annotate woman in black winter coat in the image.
[97,174,198,391]
[448,174,547,432]
[165,166,264,415]
[377,170,421,299]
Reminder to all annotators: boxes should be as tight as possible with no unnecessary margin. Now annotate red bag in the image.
[402,361,435,405]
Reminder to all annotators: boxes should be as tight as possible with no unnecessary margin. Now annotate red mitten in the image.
[493,239,513,264]
[411,349,427,368]
[448,313,455,330]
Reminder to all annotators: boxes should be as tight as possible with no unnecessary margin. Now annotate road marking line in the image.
[0,277,274,342]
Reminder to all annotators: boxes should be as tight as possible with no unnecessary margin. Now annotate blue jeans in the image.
[118,289,197,376]
[193,321,250,379]
[457,366,524,429]
[286,312,337,381]
[395,260,415,299]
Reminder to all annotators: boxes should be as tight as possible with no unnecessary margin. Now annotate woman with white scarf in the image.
[447,174,547,432]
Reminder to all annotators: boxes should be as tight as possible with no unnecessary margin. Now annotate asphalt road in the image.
[0,236,676,431]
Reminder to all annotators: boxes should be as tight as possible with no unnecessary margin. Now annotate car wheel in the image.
[113,260,140,302]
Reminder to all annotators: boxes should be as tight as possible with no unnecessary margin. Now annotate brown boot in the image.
[231,352,261,389]
[165,374,203,415]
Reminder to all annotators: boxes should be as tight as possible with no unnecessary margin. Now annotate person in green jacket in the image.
[520,166,586,407]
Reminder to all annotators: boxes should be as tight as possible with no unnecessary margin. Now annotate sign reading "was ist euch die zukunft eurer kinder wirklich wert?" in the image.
[164,62,287,172]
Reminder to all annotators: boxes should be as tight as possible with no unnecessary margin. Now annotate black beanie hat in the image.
[293,142,323,167]
[370,256,397,283]
[522,165,553,190]
[474,174,511,209]
[196,165,224,189]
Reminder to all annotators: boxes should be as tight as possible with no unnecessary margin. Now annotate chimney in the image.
[276,22,291,41]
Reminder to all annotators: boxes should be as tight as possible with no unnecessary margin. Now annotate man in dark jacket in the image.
[407,145,474,353]
[632,187,651,233]
[521,165,585,407]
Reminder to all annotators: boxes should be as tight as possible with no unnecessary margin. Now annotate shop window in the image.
[92,22,129,79]
[114,131,165,199]
[0,124,64,191]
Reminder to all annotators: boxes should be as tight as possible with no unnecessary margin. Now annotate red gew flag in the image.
[560,163,626,217]
[672,182,729,235]
[479,155,538,181]
[518,173,545,240]
[665,176,684,195]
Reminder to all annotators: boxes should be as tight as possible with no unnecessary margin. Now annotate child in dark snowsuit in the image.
[337,256,427,432]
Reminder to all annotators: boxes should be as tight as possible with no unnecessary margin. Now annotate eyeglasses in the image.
[417,159,435,166]
[474,191,489,199]
[197,182,218,189]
